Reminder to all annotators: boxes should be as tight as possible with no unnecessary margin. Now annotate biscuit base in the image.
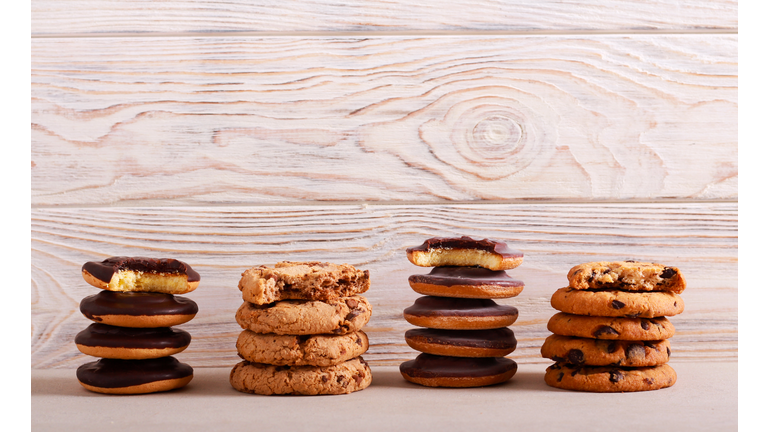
[78,375,193,395]
[82,269,198,294]
[85,313,196,328]
[405,340,514,358]
[76,344,189,360]
[404,314,518,330]
[409,282,524,299]
[401,370,516,388]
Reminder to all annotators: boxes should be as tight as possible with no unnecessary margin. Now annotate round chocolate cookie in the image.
[75,323,191,360]
[229,357,372,395]
[236,330,369,366]
[567,261,686,294]
[82,256,200,294]
[80,291,198,328]
[76,356,193,395]
[399,353,518,387]
[550,287,684,318]
[406,237,524,271]
[544,362,676,392]
[236,296,371,336]
[540,334,671,367]
[408,267,524,299]
[405,328,517,357]
[403,296,518,330]
[547,312,675,340]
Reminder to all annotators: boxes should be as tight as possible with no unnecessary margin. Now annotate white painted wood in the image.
[31,35,737,206]
[31,203,736,368]
[31,0,737,35]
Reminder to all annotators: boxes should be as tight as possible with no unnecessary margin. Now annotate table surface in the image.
[32,361,737,432]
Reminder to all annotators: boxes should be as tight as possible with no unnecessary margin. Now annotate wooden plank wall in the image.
[31,1,738,368]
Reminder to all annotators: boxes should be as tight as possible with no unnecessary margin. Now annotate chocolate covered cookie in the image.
[75,323,191,360]
[76,356,193,395]
[550,287,684,318]
[235,295,371,335]
[408,266,524,299]
[406,237,523,271]
[547,312,675,340]
[80,291,198,328]
[405,328,517,358]
[238,261,369,305]
[399,353,517,387]
[540,334,671,367]
[567,261,686,293]
[544,362,676,392]
[403,296,518,330]
[229,357,372,395]
[82,257,200,294]
[236,330,369,366]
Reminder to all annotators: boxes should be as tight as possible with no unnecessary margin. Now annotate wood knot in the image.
[471,115,522,158]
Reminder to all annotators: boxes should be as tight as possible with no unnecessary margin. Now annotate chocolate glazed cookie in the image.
[76,357,193,395]
[404,296,519,330]
[408,267,524,299]
[75,324,191,360]
[405,328,517,357]
[406,237,524,271]
[80,291,198,328]
[82,256,200,294]
[400,353,518,388]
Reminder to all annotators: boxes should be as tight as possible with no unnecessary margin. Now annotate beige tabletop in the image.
[32,361,736,431]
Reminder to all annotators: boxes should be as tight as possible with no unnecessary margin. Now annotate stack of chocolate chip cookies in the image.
[542,260,686,392]
[399,237,525,387]
[230,261,373,395]
[75,257,199,394]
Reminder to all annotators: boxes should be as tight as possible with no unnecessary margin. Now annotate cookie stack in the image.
[542,261,686,392]
[230,261,373,395]
[399,237,525,387]
[75,257,199,394]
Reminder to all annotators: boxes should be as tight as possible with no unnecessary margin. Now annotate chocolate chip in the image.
[345,309,362,321]
[345,298,359,309]
[641,320,650,330]
[609,370,624,383]
[625,343,646,360]
[567,349,585,366]
[674,301,678,307]
[606,342,618,354]
[353,374,363,384]
[552,356,565,362]
[593,325,619,338]
[611,300,625,309]
[597,340,618,353]
[644,378,654,385]
[667,347,671,357]
[321,375,328,383]
[643,341,657,349]
[625,313,641,318]
[355,336,363,346]
[557,372,564,382]
[588,271,596,282]
[660,267,677,278]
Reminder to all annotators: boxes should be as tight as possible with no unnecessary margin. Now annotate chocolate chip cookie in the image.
[567,261,686,293]
[236,330,368,366]
[229,357,372,395]
[544,362,676,392]
[547,312,675,340]
[550,287,684,318]
[540,334,671,367]
[406,237,524,271]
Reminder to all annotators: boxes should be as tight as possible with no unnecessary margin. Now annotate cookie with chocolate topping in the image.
[400,353,517,387]
[406,237,523,271]
[567,261,686,293]
[75,323,191,360]
[544,362,676,392]
[76,356,193,395]
[79,291,198,328]
[408,266,524,299]
[403,296,518,330]
[82,256,200,294]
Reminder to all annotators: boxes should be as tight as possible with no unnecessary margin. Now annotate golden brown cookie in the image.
[403,296,518,330]
[82,257,200,294]
[404,328,517,358]
[75,324,191,360]
[547,312,675,340]
[399,353,517,387]
[540,334,671,367]
[408,267,524,299]
[567,261,686,293]
[544,362,676,392]
[236,330,369,366]
[229,357,372,395]
[406,237,523,271]
[238,261,369,305]
[76,357,193,395]
[550,287,684,318]
[235,295,372,335]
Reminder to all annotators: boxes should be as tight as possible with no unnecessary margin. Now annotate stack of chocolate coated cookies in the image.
[399,237,525,387]
[230,261,373,395]
[542,261,686,392]
[75,257,199,394]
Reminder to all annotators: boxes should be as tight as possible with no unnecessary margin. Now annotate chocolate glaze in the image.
[75,323,191,349]
[409,266,523,287]
[400,353,517,378]
[406,236,523,259]
[405,328,517,350]
[80,291,198,319]
[82,256,200,283]
[76,357,193,388]
[404,296,518,318]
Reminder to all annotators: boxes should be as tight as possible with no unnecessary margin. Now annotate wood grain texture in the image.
[31,35,737,206]
[31,202,737,369]
[31,0,737,35]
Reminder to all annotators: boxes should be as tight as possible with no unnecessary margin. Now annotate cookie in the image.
[408,266,524,299]
[235,295,371,335]
[567,261,686,294]
[76,356,193,395]
[238,261,369,305]
[544,362,676,392]
[404,328,517,357]
[236,330,369,366]
[399,353,517,388]
[547,312,675,340]
[406,237,523,271]
[75,323,191,360]
[80,291,198,328]
[82,257,200,294]
[540,334,671,367]
[550,287,684,318]
[229,357,372,395]
[403,296,518,330]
